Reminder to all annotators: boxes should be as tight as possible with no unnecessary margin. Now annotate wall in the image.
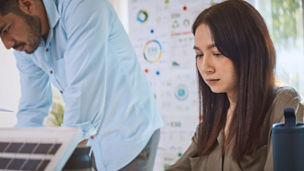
[0,44,19,127]
[128,0,203,170]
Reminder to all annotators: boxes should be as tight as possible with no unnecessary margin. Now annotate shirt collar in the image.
[43,0,60,29]
[42,0,60,45]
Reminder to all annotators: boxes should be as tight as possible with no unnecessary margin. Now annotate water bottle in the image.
[272,108,304,171]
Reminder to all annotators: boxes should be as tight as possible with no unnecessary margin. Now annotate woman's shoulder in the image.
[274,86,301,100]
[270,86,303,123]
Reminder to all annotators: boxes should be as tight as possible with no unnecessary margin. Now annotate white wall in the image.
[0,43,19,127]
[110,0,129,33]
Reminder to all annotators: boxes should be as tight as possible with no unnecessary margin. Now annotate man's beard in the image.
[14,13,41,54]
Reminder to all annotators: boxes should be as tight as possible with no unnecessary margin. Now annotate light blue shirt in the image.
[14,0,163,170]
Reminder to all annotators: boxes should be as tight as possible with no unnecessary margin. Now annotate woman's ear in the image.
[18,0,36,15]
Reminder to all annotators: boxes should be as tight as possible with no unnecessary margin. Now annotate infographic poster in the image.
[128,0,210,170]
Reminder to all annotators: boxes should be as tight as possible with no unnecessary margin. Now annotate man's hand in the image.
[78,136,94,146]
[78,139,88,146]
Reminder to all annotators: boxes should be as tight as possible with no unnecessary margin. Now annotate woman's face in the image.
[194,24,237,96]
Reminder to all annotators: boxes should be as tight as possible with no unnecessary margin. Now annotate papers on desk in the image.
[0,107,13,112]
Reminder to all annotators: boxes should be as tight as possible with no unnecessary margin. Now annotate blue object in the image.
[272,108,304,171]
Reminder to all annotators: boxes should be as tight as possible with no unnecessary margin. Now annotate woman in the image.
[167,0,304,170]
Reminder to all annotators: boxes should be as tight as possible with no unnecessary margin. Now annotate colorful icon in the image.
[143,40,163,64]
[183,19,190,27]
[172,61,180,66]
[137,10,148,23]
[183,6,187,11]
[175,85,188,101]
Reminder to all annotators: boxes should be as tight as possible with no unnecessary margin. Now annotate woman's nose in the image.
[197,55,214,74]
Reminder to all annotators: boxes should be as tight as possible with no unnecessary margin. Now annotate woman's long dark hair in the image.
[192,0,276,162]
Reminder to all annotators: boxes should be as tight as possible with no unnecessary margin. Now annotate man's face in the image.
[0,12,41,54]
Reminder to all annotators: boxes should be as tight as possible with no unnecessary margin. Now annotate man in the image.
[0,0,163,170]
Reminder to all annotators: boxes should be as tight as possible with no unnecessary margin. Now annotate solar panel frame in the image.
[0,127,81,171]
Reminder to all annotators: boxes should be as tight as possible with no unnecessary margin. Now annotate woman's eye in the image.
[213,53,222,57]
[196,54,204,58]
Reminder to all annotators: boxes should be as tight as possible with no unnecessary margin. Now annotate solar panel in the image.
[0,127,82,170]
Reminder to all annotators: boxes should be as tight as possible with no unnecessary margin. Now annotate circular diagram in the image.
[143,40,162,64]
[137,10,148,23]
[175,84,189,101]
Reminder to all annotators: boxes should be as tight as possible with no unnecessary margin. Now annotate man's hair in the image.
[0,0,23,16]
[192,0,276,162]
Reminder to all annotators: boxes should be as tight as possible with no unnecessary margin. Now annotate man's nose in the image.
[1,35,15,49]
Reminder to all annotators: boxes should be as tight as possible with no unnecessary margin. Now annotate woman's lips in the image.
[205,79,220,85]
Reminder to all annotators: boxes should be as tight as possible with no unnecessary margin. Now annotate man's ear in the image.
[18,0,36,15]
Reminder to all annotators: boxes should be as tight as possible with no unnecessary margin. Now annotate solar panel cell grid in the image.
[19,143,37,154]
[0,127,82,170]
[6,143,23,153]
[0,157,51,170]
[38,160,51,170]
[0,141,61,170]
[7,158,26,170]
[0,142,62,155]
[0,142,9,152]
[49,143,61,155]
[34,143,52,154]
[0,158,10,169]
[22,159,41,170]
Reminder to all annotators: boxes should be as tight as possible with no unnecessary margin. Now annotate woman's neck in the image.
[225,91,237,139]
[225,105,235,138]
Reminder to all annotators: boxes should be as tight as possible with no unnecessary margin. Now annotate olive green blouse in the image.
[167,86,304,171]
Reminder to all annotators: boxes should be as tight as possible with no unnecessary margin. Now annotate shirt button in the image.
[60,90,63,94]
[50,70,53,74]
[46,48,49,52]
